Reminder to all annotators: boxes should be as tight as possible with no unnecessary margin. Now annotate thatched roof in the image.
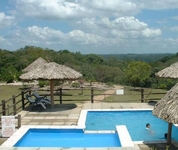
[152,83,178,124]
[22,57,47,73]
[155,62,178,78]
[20,62,82,80]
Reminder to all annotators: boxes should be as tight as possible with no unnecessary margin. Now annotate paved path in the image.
[94,85,123,102]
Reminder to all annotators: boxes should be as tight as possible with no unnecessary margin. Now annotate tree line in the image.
[0,46,177,89]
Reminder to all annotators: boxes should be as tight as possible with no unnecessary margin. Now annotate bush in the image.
[106,82,113,87]
[39,81,49,87]
[71,82,80,88]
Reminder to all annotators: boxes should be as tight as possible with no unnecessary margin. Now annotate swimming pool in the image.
[2,108,176,148]
[84,110,178,142]
[14,129,121,147]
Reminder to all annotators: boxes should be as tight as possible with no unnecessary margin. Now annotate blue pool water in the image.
[85,110,178,141]
[14,129,121,147]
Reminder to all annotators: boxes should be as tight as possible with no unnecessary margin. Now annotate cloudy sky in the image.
[1,0,178,54]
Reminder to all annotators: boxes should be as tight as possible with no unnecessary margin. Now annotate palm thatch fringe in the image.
[152,83,178,124]
[20,62,82,80]
[155,62,178,78]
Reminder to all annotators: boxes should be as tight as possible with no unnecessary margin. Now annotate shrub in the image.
[39,81,48,87]
[71,82,80,88]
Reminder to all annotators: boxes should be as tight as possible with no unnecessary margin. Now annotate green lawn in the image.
[0,85,167,103]
[0,85,24,101]
[0,85,168,115]
[103,86,167,103]
[38,88,106,104]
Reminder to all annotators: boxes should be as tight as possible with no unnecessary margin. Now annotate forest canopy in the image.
[0,46,177,89]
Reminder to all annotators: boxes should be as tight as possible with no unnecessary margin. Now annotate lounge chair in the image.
[26,94,46,110]
[32,92,51,105]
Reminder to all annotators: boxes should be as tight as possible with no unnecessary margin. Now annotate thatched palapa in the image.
[155,62,178,78]
[152,83,178,144]
[153,61,178,144]
[22,57,47,73]
[152,83,178,124]
[20,62,82,80]
[20,62,83,108]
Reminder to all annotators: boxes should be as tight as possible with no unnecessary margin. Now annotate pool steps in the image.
[116,125,134,147]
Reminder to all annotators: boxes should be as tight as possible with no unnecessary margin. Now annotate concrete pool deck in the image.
[18,102,154,127]
[1,102,178,150]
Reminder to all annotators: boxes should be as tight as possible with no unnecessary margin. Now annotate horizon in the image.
[2,46,176,55]
[1,1,178,54]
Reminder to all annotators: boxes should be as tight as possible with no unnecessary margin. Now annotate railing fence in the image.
[0,87,167,116]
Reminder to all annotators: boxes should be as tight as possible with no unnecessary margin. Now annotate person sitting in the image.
[164,133,167,139]
[146,123,150,130]
[146,123,154,134]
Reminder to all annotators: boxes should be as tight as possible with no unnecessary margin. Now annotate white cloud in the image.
[1,0,178,53]
[67,30,104,45]
[12,0,140,20]
[0,36,6,43]
[76,16,161,39]
[14,0,87,20]
[27,26,64,41]
[142,28,162,38]
[170,26,178,32]
[3,24,164,53]
[136,0,178,10]
[112,17,147,31]
[79,0,139,16]
[12,0,178,20]
[171,16,178,20]
[0,12,15,29]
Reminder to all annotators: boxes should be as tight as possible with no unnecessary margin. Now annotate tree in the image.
[0,66,20,82]
[85,54,104,65]
[124,61,152,87]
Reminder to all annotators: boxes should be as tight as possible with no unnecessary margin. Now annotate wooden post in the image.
[21,91,25,109]
[17,114,21,128]
[50,80,54,108]
[60,88,62,104]
[12,95,16,115]
[29,90,32,96]
[91,88,94,103]
[141,88,144,103]
[2,100,6,115]
[81,86,83,95]
[7,104,9,115]
[167,122,172,144]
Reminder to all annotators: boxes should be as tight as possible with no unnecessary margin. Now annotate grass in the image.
[0,85,24,101]
[103,86,167,103]
[0,85,105,114]
[38,88,106,104]
[0,85,167,104]
[0,85,33,115]
[0,85,168,112]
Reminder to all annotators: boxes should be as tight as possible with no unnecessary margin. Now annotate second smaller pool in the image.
[14,129,121,147]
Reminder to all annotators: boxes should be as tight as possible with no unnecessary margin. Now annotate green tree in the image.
[124,61,152,87]
[0,66,20,82]
[85,54,104,65]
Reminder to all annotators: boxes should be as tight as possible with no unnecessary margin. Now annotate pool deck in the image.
[1,102,178,150]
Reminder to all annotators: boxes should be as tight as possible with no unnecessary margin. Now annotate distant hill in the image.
[100,53,174,62]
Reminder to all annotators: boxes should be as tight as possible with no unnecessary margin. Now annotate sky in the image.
[1,0,178,54]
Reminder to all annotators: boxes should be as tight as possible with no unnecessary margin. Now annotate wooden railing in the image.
[0,87,167,116]
[0,90,31,116]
